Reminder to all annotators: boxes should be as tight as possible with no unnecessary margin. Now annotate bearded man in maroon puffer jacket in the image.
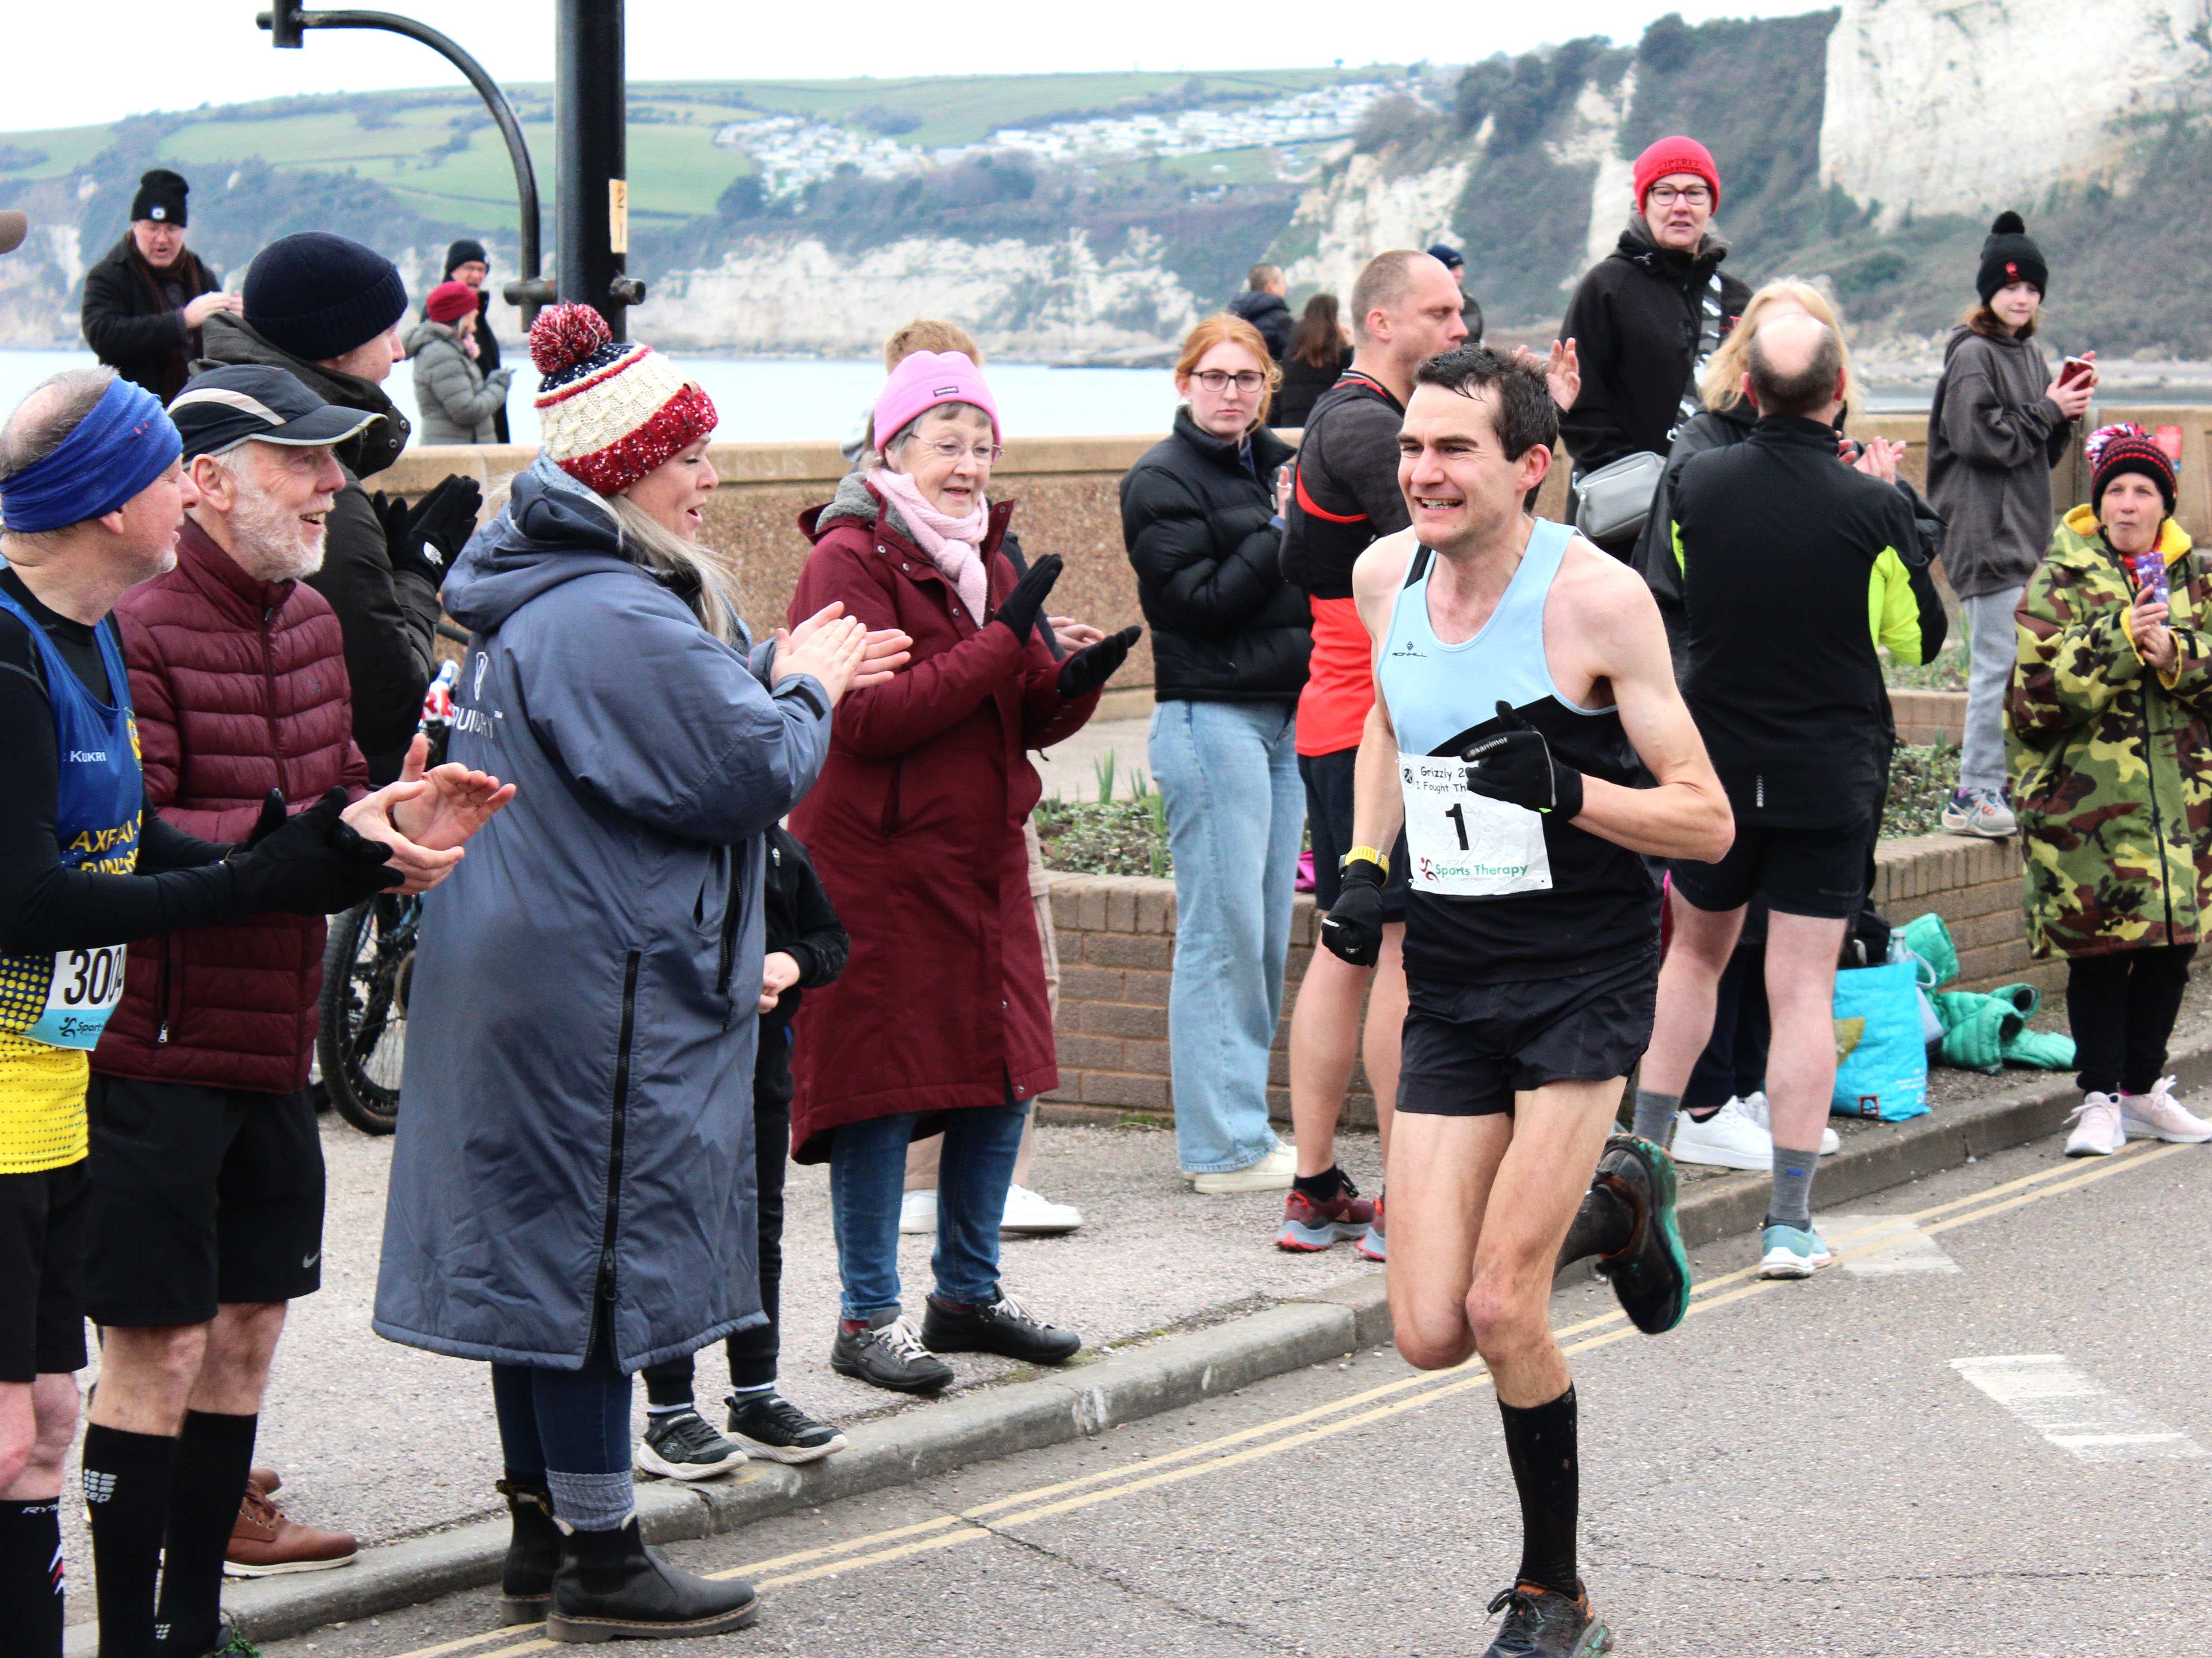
[79,365,514,1656]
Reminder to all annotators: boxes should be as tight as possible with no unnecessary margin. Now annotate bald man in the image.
[1623,313,1946,1278]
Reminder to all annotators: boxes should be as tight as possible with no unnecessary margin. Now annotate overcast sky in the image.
[5,1,1824,134]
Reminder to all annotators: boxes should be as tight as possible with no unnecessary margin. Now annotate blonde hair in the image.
[608,492,743,644]
[1174,314,1281,429]
[882,319,983,374]
[1699,280,1863,422]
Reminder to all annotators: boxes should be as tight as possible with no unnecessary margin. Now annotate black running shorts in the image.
[0,1159,91,1381]
[1396,948,1659,1117]
[83,1077,325,1327]
[1671,818,1871,921]
[1299,747,1410,920]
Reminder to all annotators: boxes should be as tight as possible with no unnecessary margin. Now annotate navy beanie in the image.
[244,232,408,363]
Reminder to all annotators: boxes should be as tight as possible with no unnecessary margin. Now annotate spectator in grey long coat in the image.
[409,282,512,444]
[373,305,908,1641]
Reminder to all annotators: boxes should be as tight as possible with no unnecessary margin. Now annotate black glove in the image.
[226,788,402,916]
[1058,625,1142,699]
[1318,858,1387,968]
[372,475,482,593]
[1462,700,1584,817]
[993,554,1062,645]
[242,788,288,850]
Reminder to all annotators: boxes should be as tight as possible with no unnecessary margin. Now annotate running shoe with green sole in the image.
[1590,1134,1691,1335]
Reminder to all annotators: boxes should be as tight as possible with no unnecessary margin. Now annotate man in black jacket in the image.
[435,238,510,444]
[1559,135,1751,559]
[1629,315,1946,1281]
[80,171,238,404]
[197,233,482,785]
[1226,265,1293,361]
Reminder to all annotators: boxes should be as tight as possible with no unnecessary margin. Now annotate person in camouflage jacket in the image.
[2007,425,2212,1151]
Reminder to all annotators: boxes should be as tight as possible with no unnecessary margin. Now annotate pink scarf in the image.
[870,467,989,624]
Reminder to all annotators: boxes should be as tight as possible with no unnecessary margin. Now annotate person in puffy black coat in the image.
[1121,313,1309,1184]
[1226,265,1293,361]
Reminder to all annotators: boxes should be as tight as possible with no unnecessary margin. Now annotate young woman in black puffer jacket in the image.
[1119,312,1311,1186]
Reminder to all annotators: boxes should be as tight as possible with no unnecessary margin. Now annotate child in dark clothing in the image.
[635,827,851,1475]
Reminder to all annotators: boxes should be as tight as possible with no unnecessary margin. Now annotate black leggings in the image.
[1683,932,1771,1113]
[2068,945,2196,1097]
[640,1042,791,1404]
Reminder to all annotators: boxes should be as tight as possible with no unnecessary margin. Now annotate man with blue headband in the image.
[0,367,486,1658]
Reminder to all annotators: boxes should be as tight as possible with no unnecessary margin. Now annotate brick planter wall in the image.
[1042,830,2047,1124]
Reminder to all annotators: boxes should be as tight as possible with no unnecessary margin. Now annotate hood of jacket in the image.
[1611,213,1731,283]
[406,318,463,357]
[441,455,636,635]
[196,311,410,477]
[2055,503,2194,571]
[1227,289,1291,328]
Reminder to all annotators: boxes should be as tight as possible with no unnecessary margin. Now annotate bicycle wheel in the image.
[316,894,419,1136]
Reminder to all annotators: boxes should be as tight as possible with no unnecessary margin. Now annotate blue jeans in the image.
[830,1103,1026,1318]
[1148,699,1303,1172]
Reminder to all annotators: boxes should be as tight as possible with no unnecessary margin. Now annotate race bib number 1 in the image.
[24,945,128,1050]
[1398,753,1553,897]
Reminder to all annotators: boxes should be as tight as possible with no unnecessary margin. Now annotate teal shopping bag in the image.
[1831,961,1931,1121]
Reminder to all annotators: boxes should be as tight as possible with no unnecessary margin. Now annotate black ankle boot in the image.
[547,1516,761,1642]
[496,1476,561,1625]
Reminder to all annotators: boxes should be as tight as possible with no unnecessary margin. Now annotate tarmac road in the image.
[254,1132,2212,1658]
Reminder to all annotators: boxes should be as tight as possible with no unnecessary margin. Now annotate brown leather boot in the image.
[224,1480,358,1577]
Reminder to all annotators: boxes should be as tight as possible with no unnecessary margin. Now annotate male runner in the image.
[1319,346,1731,1657]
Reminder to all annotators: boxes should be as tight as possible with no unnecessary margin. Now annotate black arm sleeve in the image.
[0,661,250,956]
[780,841,849,990]
[80,261,187,365]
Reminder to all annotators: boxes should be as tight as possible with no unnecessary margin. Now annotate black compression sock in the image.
[155,1410,258,1655]
[0,1495,65,1658]
[1498,1386,1580,1599]
[1682,1105,1723,1123]
[82,1423,176,1658]
[1290,1166,1348,1202]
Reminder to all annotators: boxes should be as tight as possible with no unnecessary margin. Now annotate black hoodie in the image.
[1558,217,1752,478]
[1226,289,1293,361]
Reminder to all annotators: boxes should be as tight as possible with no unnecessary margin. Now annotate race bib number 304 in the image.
[24,946,129,1050]
[1398,753,1553,897]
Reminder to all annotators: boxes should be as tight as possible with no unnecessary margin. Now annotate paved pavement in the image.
[246,1132,2212,1657]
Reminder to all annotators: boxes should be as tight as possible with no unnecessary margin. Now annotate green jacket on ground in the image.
[2008,503,2212,958]
[407,320,511,445]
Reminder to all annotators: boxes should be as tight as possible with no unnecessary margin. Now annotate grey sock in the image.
[1767,1144,1821,1232]
[1629,1088,1680,1143]
[547,1469,635,1533]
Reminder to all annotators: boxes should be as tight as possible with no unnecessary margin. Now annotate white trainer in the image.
[1666,1096,1772,1171]
[1188,1142,1297,1195]
[1740,1090,1841,1156]
[2118,1077,2212,1144]
[1000,1184,1082,1234]
[2063,1093,2124,1157]
[899,1187,937,1235]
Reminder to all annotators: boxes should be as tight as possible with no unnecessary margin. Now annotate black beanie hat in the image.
[243,232,408,364]
[444,237,488,278]
[1976,211,2048,305]
[131,169,190,227]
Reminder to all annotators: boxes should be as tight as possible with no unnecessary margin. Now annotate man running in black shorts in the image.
[1320,346,1731,1657]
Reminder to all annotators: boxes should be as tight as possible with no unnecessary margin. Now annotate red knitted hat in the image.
[527,304,717,496]
[2087,423,2177,516]
[425,281,478,325]
[1632,136,1721,211]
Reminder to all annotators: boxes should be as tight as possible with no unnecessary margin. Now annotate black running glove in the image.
[227,788,402,916]
[1318,858,1387,968]
[993,554,1062,646]
[1461,700,1584,818]
[242,788,288,850]
[1058,625,1142,699]
[374,475,483,594]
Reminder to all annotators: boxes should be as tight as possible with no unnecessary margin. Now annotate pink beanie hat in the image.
[425,280,478,325]
[872,350,999,452]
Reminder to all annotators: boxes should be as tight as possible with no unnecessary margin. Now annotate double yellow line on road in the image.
[378,1139,2189,1658]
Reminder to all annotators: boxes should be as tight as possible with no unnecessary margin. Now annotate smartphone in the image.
[2132,547,2170,607]
[2057,356,2093,388]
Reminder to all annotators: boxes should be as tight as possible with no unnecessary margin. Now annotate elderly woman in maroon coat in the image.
[789,352,1140,1394]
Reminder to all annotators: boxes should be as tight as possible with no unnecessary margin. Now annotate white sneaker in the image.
[1739,1090,1841,1156]
[2064,1092,2124,1156]
[1942,787,2018,838]
[1000,1184,1082,1234]
[1666,1096,1772,1171]
[2118,1077,2212,1143]
[1188,1142,1297,1195]
[899,1188,937,1235]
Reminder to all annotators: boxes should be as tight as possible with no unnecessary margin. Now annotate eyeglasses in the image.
[1646,184,1712,207]
[1192,370,1268,393]
[915,437,1003,464]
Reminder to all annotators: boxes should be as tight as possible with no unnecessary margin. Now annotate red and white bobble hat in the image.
[527,303,717,496]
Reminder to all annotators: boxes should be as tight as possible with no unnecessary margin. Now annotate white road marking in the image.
[1949,1354,2208,1462]
[1820,1213,1960,1276]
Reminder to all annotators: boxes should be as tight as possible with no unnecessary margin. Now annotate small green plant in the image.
[1094,750,1117,804]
